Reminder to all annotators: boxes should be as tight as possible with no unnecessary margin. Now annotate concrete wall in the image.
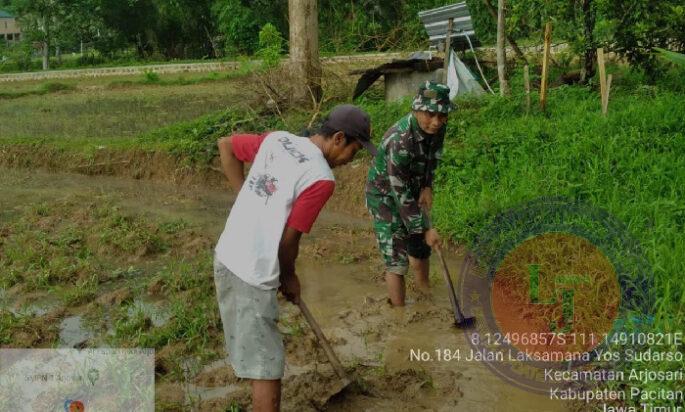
[0,52,408,83]
[385,69,444,102]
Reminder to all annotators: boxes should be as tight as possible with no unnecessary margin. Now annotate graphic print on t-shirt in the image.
[277,135,309,163]
[248,173,279,204]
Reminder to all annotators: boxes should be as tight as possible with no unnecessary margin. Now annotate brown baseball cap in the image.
[323,104,376,156]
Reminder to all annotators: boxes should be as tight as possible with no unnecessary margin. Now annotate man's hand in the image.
[418,187,433,211]
[424,228,441,248]
[279,273,301,304]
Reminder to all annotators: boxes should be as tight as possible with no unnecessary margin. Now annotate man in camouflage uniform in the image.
[366,81,454,306]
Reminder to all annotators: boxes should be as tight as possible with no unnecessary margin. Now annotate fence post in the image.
[443,18,454,84]
[524,64,531,113]
[597,48,612,115]
[540,22,552,111]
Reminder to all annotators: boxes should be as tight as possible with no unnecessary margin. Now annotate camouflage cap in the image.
[411,81,455,114]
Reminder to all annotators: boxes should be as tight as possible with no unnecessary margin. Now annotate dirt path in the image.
[0,167,567,411]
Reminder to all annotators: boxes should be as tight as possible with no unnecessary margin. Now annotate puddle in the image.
[1,290,60,317]
[186,383,243,402]
[59,315,96,348]
[11,303,54,317]
[176,357,248,408]
[296,260,385,324]
[128,297,171,327]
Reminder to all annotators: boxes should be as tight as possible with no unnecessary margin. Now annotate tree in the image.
[97,0,158,58]
[257,23,284,69]
[289,0,321,103]
[481,0,527,64]
[12,0,60,70]
[580,0,597,83]
[151,0,217,58]
[496,0,510,95]
[214,0,288,56]
[599,0,685,78]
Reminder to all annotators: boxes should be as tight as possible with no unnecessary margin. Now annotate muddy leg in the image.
[252,379,280,412]
[410,256,430,291]
[385,272,406,306]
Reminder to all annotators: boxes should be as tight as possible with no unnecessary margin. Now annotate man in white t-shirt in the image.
[213,105,375,411]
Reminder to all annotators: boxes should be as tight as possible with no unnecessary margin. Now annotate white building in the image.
[0,10,21,44]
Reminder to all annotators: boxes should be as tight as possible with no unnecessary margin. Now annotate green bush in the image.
[143,69,161,83]
[139,107,279,164]
[256,23,284,70]
[0,41,40,73]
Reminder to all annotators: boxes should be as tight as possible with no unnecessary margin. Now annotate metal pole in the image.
[443,18,454,84]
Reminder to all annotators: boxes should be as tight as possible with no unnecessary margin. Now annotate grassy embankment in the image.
[426,68,685,407]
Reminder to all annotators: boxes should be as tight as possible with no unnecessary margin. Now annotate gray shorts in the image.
[213,257,284,380]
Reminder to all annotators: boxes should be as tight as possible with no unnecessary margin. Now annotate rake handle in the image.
[423,209,468,323]
[298,299,351,384]
[434,245,469,323]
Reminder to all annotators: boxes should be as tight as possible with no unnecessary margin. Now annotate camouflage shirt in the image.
[366,113,445,235]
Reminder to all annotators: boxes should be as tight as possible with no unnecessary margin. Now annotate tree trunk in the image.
[41,15,50,71]
[496,0,510,96]
[42,42,49,71]
[483,0,527,64]
[204,25,220,58]
[289,0,322,104]
[581,0,596,83]
[136,34,145,59]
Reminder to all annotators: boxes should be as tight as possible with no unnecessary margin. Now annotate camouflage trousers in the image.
[366,192,431,276]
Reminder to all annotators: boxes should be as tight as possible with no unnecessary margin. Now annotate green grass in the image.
[0,191,222,380]
[106,70,253,89]
[420,68,684,407]
[0,311,29,345]
[0,76,244,141]
[0,81,76,100]
[1,198,199,296]
[108,257,221,378]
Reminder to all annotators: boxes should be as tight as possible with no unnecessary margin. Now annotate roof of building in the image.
[0,10,14,18]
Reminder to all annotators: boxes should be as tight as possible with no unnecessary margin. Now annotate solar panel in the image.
[418,2,480,51]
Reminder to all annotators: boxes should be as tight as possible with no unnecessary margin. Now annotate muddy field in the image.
[0,164,569,411]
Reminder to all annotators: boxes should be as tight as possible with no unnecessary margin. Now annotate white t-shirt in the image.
[215,132,335,290]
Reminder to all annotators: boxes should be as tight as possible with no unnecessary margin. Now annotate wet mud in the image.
[0,167,569,411]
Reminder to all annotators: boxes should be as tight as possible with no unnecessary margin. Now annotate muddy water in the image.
[294,258,566,412]
[128,296,171,328]
[1,167,567,411]
[58,315,95,347]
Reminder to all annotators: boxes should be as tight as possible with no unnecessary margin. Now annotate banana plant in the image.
[655,47,685,68]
